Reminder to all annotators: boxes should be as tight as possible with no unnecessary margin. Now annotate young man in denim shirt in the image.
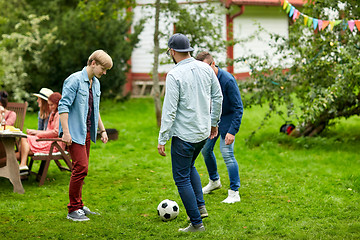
[196,51,243,204]
[158,34,223,232]
[59,50,112,221]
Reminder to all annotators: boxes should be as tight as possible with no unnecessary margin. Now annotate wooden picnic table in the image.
[0,131,27,194]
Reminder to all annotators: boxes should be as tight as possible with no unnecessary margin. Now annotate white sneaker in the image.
[202,178,221,194]
[178,223,205,232]
[222,189,241,203]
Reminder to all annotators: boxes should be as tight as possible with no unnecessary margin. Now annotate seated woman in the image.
[33,88,53,130]
[0,90,17,164]
[0,90,17,127]
[18,92,63,174]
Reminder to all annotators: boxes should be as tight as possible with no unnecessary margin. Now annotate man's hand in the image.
[100,131,108,143]
[209,126,218,139]
[225,133,235,145]
[158,144,166,156]
[62,132,72,146]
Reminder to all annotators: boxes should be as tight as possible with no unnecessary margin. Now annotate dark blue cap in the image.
[168,33,194,52]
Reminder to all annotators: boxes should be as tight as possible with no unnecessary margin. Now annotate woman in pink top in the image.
[0,90,16,126]
[19,92,63,174]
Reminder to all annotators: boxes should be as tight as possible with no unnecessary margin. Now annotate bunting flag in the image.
[307,17,313,28]
[286,4,291,14]
[318,20,323,31]
[313,18,318,30]
[304,15,309,26]
[292,9,298,20]
[355,20,360,31]
[348,20,355,32]
[281,0,360,32]
[289,6,295,18]
[322,21,329,30]
[283,0,288,10]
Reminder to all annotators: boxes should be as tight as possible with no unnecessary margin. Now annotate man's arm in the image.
[209,70,223,127]
[60,113,72,146]
[227,78,243,136]
[98,113,108,143]
[158,75,179,145]
[58,76,79,145]
[157,74,179,156]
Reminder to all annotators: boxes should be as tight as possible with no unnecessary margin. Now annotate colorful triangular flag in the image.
[322,21,329,30]
[286,4,291,14]
[289,6,295,17]
[307,17,313,28]
[334,20,342,26]
[318,20,323,31]
[304,15,309,26]
[355,20,360,31]
[292,9,299,20]
[348,20,355,32]
[313,18,318,30]
[329,21,335,31]
[283,0,288,10]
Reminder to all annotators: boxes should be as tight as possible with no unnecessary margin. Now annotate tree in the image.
[238,0,360,137]
[153,0,162,127]
[0,14,60,102]
[42,0,144,98]
[0,0,144,103]
[147,0,226,127]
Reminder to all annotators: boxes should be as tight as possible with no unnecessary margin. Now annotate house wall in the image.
[131,1,289,79]
[232,5,289,73]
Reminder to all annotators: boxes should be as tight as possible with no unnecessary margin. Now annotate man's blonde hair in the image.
[87,50,113,69]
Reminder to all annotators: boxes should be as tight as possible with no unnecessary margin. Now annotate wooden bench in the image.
[132,81,165,98]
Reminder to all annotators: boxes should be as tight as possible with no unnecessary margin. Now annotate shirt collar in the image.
[174,57,195,68]
[216,65,224,78]
[82,66,98,83]
[82,67,90,82]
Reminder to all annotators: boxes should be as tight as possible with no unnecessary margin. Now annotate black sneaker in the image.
[82,206,100,215]
[67,209,90,221]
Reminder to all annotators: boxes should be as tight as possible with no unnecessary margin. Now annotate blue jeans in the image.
[201,134,240,191]
[171,137,206,226]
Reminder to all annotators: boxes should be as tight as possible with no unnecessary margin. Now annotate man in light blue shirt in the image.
[157,33,223,232]
[59,50,112,222]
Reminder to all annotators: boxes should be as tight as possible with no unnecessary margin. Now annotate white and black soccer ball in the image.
[157,199,179,221]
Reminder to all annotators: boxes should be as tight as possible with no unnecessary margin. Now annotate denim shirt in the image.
[58,67,101,145]
[158,57,223,145]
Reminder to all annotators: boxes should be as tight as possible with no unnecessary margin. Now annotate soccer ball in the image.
[157,199,179,221]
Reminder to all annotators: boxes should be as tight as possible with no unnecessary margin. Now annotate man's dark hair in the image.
[195,51,214,63]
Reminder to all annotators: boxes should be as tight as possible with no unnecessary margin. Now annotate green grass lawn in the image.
[1,98,359,239]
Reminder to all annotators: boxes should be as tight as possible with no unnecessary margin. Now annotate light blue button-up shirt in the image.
[58,67,101,145]
[158,57,223,145]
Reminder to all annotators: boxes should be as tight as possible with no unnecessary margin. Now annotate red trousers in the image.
[67,132,91,213]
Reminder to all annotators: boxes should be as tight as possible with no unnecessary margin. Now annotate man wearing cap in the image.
[33,88,53,130]
[157,33,223,232]
[59,50,112,221]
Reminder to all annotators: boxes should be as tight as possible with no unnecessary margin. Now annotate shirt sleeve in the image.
[58,76,78,114]
[226,79,243,135]
[210,70,223,127]
[158,74,179,145]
